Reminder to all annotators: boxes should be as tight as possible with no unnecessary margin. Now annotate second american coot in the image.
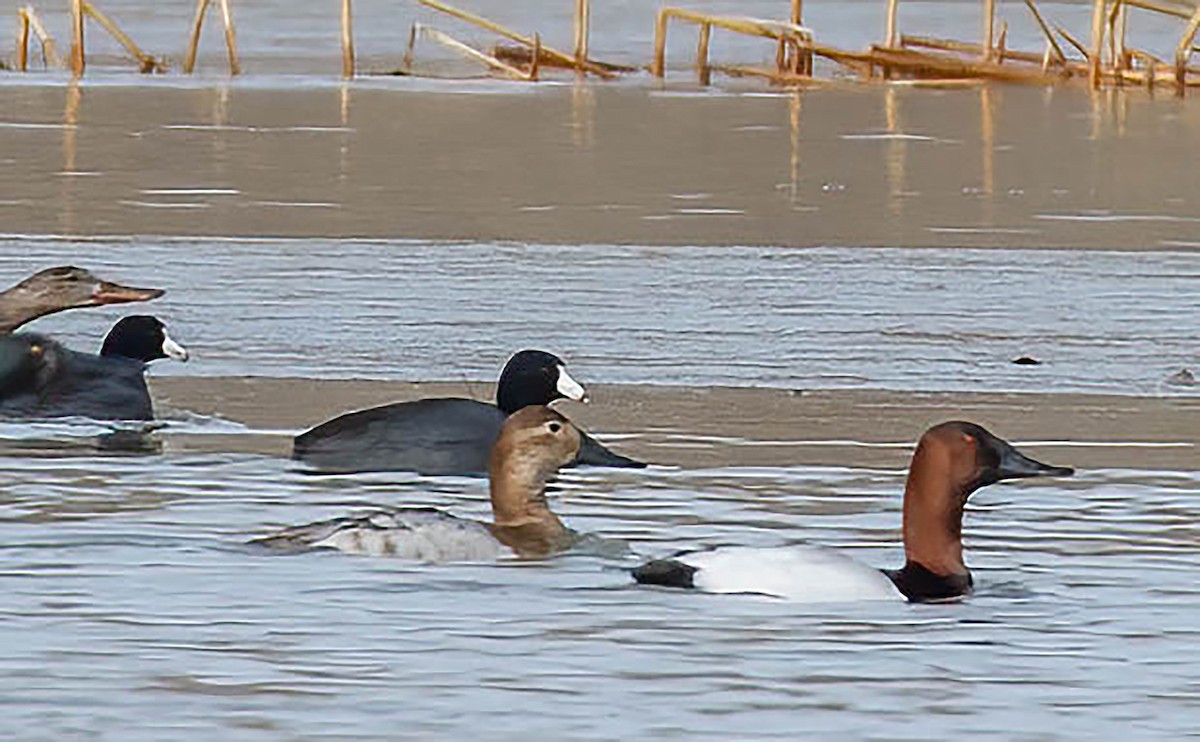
[293,349,645,476]
[0,316,189,421]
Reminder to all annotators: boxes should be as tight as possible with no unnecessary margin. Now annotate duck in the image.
[633,421,1074,603]
[0,315,189,421]
[256,405,585,560]
[0,266,164,334]
[292,349,644,476]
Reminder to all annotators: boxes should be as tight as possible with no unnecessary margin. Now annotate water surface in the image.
[2,448,1196,739]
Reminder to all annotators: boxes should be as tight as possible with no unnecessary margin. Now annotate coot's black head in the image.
[100,316,189,364]
[495,349,587,415]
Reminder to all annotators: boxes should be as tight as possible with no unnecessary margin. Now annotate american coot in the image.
[0,266,164,334]
[0,316,189,421]
[293,349,645,476]
[257,406,584,559]
[633,422,1074,603]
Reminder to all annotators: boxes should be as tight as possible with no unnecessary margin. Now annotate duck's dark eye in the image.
[548,422,562,434]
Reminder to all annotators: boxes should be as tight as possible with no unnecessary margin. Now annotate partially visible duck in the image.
[0,316,189,421]
[293,349,644,475]
[633,421,1074,603]
[0,266,164,334]
[256,406,584,560]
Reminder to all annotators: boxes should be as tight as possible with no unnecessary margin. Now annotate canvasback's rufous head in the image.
[918,421,1074,497]
[897,421,1073,598]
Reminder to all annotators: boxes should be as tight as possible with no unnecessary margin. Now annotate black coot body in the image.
[0,316,187,421]
[293,349,645,476]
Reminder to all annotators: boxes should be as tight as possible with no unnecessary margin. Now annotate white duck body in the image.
[256,508,510,561]
[676,546,904,603]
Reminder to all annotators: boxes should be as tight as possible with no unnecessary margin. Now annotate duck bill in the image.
[555,365,589,403]
[92,281,165,305]
[997,443,1074,480]
[162,333,190,362]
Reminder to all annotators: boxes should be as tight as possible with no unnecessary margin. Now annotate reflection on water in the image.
[1,239,1196,395]
[4,81,1200,249]
[1,447,1197,738]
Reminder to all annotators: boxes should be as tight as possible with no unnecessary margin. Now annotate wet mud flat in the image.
[153,377,1200,471]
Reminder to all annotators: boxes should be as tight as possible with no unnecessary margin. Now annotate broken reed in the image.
[10,0,1200,93]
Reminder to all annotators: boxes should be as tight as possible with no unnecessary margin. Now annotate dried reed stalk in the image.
[1088,0,1106,87]
[885,0,900,47]
[900,34,1067,68]
[17,10,30,71]
[81,1,164,72]
[1023,0,1067,65]
[651,7,813,79]
[983,0,996,60]
[69,0,84,76]
[418,0,615,77]
[1056,24,1090,59]
[867,44,1057,83]
[1124,0,1191,20]
[407,23,534,80]
[697,21,712,84]
[1114,0,1128,71]
[530,32,540,79]
[1175,6,1200,91]
[573,0,589,66]
[183,0,210,73]
[22,5,62,68]
[217,0,240,75]
[341,0,354,78]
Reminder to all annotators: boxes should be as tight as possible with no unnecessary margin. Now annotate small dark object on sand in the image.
[1011,356,1042,366]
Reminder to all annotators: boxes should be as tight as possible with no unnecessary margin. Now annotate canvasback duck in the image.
[256,405,586,560]
[0,266,164,334]
[292,349,644,475]
[633,421,1074,603]
[0,316,189,420]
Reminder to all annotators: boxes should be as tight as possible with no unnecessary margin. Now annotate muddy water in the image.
[3,82,1200,248]
[2,450,1198,739]
[3,239,1198,395]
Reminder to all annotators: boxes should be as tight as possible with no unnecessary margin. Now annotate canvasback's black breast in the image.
[882,562,973,603]
[632,558,699,589]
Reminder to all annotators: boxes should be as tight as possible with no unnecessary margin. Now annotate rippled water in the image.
[2,239,1197,395]
[2,443,1197,738]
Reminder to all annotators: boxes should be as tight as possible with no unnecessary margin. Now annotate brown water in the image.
[5,82,1200,248]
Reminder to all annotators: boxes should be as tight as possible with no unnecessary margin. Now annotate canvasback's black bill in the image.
[996,441,1074,480]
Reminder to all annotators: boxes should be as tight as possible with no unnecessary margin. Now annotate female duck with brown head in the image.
[255,406,585,560]
[0,266,164,334]
[633,421,1074,603]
